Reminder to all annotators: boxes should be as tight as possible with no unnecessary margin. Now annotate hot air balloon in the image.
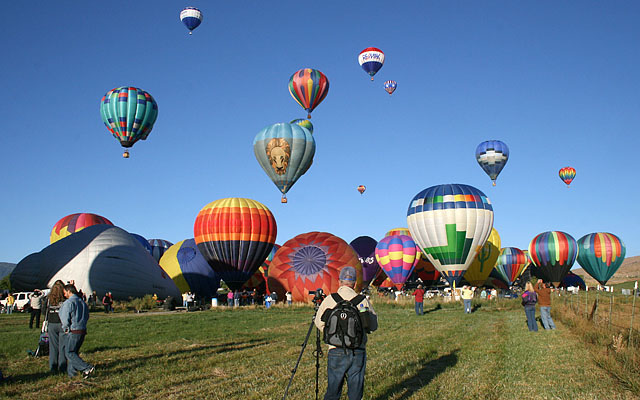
[148,239,174,263]
[290,118,313,134]
[50,213,113,244]
[268,232,362,302]
[100,87,158,158]
[412,256,441,287]
[576,233,626,286]
[464,228,501,286]
[371,269,388,287]
[407,184,494,286]
[357,185,366,195]
[384,80,397,95]
[493,247,527,286]
[528,231,577,287]
[288,68,329,119]
[559,167,576,187]
[254,122,315,203]
[476,140,509,186]
[349,236,380,285]
[159,239,220,300]
[180,7,202,35]
[560,272,586,290]
[130,233,152,253]
[194,198,276,291]
[375,235,419,289]
[358,47,385,81]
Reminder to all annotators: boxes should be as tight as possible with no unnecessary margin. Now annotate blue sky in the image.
[1,1,638,264]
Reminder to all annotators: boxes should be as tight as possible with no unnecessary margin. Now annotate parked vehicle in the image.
[0,292,35,312]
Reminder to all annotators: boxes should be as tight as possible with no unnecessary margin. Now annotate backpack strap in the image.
[350,294,366,307]
[331,293,343,303]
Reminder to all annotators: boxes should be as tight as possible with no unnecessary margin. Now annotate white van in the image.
[0,292,35,312]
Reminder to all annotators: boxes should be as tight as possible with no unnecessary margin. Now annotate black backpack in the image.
[322,293,366,349]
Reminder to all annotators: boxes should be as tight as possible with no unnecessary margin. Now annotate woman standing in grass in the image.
[47,280,67,373]
[522,282,538,332]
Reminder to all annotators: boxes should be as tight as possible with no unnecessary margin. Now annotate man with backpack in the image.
[314,266,378,400]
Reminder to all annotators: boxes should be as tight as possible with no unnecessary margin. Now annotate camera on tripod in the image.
[308,288,326,305]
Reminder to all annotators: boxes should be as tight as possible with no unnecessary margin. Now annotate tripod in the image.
[283,301,324,400]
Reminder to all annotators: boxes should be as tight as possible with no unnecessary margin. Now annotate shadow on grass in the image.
[84,344,137,354]
[372,349,459,400]
[99,338,269,373]
[423,304,442,315]
[471,304,482,313]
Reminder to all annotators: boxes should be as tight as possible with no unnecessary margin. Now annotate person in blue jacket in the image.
[60,284,95,378]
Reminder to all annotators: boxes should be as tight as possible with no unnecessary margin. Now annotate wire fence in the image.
[559,288,639,345]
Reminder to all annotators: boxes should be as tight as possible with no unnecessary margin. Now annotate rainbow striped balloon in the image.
[288,68,329,119]
[494,247,527,286]
[384,228,411,238]
[577,233,626,286]
[528,231,577,286]
[194,198,277,290]
[50,213,113,244]
[559,167,576,187]
[375,235,419,287]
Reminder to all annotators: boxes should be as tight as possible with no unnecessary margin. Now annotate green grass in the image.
[0,299,638,399]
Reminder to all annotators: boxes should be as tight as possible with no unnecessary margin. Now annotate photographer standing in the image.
[314,266,378,400]
[29,290,44,329]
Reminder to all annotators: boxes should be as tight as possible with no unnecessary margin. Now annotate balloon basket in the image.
[307,114,311,119]
[492,181,496,186]
[122,150,130,158]
[370,77,374,81]
[189,32,193,35]
[281,196,288,204]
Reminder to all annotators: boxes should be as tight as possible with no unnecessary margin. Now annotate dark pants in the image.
[524,306,538,331]
[29,308,41,329]
[63,333,92,377]
[48,323,66,373]
[325,348,366,400]
[415,301,423,315]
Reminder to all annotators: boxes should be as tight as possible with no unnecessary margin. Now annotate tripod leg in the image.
[282,317,316,400]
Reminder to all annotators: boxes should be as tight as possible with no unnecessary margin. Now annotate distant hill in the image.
[0,262,16,279]
[572,255,640,286]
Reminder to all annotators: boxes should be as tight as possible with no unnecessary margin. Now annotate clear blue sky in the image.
[1,1,638,264]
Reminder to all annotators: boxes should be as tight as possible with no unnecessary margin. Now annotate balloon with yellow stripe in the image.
[159,239,220,300]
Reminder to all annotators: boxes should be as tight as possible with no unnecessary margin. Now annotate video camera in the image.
[308,288,326,306]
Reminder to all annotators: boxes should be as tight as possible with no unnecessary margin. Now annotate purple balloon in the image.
[349,236,380,285]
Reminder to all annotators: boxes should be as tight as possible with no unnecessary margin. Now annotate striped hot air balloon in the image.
[577,233,626,286]
[493,247,528,286]
[194,198,277,290]
[148,239,174,263]
[559,167,576,187]
[289,118,313,134]
[288,68,329,119]
[384,80,397,95]
[407,184,494,286]
[358,47,385,81]
[375,235,419,289]
[180,7,202,35]
[159,239,220,300]
[528,231,577,287]
[476,140,509,186]
[464,228,501,286]
[50,213,113,244]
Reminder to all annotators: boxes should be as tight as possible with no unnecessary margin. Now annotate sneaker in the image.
[82,366,95,379]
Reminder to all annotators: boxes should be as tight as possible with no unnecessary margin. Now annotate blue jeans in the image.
[48,323,67,373]
[463,299,472,313]
[325,348,366,400]
[524,306,538,331]
[415,301,423,315]
[63,333,92,377]
[540,306,556,329]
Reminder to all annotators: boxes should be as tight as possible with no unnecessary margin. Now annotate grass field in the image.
[0,297,638,400]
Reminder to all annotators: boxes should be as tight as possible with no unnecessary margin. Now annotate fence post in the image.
[609,293,613,330]
[630,282,637,346]
[585,289,588,317]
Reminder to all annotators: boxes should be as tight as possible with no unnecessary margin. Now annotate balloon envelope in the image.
[384,80,397,94]
[384,228,410,238]
[407,184,494,286]
[349,236,380,285]
[528,231,577,286]
[288,68,329,118]
[357,185,366,195]
[268,232,362,302]
[476,140,509,185]
[375,235,419,287]
[243,244,280,290]
[254,122,315,202]
[576,232,626,286]
[194,198,277,291]
[559,167,576,186]
[159,239,220,299]
[148,239,174,263]
[358,47,385,79]
[464,228,501,286]
[290,119,313,134]
[412,256,441,287]
[494,247,527,286]
[100,87,158,151]
[51,213,113,244]
[180,7,202,33]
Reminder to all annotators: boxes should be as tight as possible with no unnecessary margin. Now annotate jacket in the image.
[534,282,552,307]
[29,293,43,309]
[60,294,90,332]
[314,286,378,349]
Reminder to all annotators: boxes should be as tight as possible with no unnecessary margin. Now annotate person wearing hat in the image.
[412,284,425,315]
[314,266,378,400]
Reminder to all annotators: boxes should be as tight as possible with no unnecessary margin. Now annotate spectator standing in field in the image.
[315,266,378,400]
[412,285,425,315]
[461,286,474,314]
[534,279,556,330]
[286,291,292,306]
[47,280,67,374]
[491,288,497,300]
[265,293,272,309]
[89,291,97,308]
[522,282,538,332]
[226,291,233,307]
[6,293,15,314]
[182,292,188,308]
[102,292,113,313]
[29,290,44,329]
[60,284,94,378]
[233,290,240,307]
[271,291,278,304]
[480,289,487,300]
